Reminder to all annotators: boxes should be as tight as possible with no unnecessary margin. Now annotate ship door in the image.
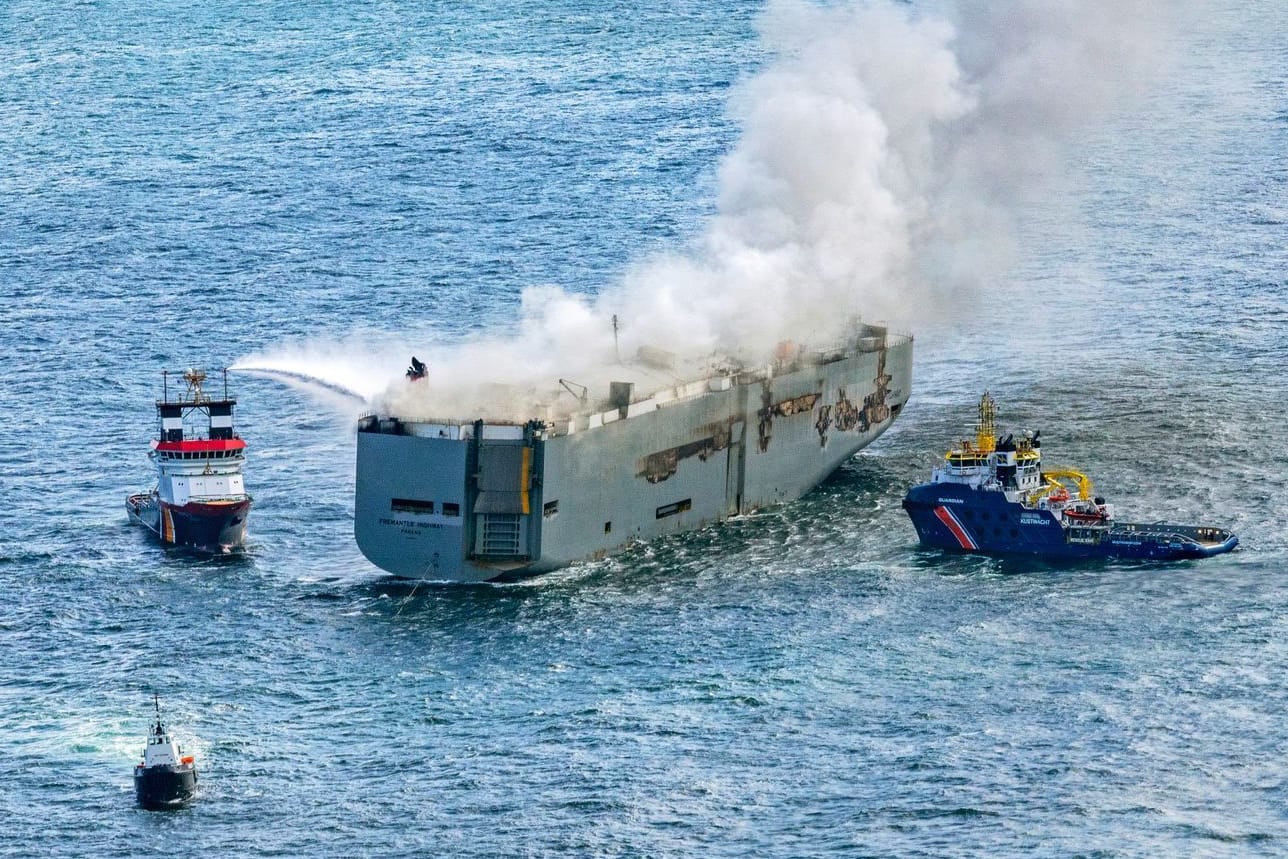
[725,420,746,515]
[470,441,533,560]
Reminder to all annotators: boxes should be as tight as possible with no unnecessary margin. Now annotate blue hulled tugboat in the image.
[134,695,198,810]
[127,368,252,551]
[902,393,1238,560]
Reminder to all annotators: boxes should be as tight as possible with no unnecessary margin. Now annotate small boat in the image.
[902,393,1238,561]
[134,695,198,810]
[126,368,252,551]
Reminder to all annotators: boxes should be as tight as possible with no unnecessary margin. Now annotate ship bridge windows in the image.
[160,450,242,460]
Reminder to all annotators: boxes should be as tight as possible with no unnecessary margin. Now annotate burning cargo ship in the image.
[354,324,912,582]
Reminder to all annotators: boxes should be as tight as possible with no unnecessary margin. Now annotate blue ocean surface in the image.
[2,1,1287,856]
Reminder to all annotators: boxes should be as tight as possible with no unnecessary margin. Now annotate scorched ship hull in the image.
[354,328,912,582]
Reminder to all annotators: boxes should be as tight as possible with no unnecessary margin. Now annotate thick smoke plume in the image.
[238,0,1178,418]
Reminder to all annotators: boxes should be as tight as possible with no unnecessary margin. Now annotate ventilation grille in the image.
[480,514,522,556]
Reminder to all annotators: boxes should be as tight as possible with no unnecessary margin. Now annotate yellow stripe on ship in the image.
[519,446,531,515]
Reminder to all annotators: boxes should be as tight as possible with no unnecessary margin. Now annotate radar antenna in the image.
[182,368,208,404]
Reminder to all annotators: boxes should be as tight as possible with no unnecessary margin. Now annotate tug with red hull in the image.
[127,369,252,552]
[902,394,1238,561]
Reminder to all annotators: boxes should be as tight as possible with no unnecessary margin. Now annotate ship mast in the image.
[182,368,208,404]
[975,392,997,453]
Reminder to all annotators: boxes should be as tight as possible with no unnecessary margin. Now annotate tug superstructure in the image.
[902,393,1237,560]
[127,368,252,551]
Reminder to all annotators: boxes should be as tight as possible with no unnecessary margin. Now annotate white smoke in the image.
[241,0,1180,418]
[617,0,974,353]
[231,335,413,408]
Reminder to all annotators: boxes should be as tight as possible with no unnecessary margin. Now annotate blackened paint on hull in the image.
[903,484,1238,561]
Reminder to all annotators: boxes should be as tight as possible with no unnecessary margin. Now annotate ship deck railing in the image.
[358,327,913,435]
[357,413,529,440]
[1108,522,1232,546]
[152,433,245,443]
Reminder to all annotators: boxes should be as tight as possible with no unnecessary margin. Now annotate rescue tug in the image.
[134,695,198,810]
[126,368,252,551]
[902,393,1238,560]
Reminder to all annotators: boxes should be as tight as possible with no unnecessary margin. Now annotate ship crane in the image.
[1042,468,1093,501]
[558,378,589,405]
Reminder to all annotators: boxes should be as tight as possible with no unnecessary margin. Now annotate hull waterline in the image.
[128,493,252,552]
[134,765,198,810]
[903,485,1238,561]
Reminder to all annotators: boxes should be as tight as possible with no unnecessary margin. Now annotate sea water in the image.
[2,1,1286,856]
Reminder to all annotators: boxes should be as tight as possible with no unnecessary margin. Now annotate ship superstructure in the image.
[126,368,252,551]
[902,393,1238,560]
[355,324,913,582]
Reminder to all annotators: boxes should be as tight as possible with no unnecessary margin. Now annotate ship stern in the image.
[354,419,485,581]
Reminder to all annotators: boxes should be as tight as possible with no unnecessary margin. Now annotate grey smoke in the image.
[241,0,1181,416]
